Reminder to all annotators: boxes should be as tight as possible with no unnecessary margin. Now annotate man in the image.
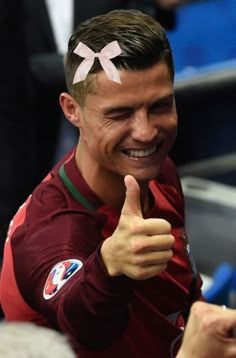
[176,301,236,358]
[0,0,178,265]
[0,10,203,357]
[23,0,177,191]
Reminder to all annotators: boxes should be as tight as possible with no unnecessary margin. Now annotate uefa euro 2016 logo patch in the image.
[43,259,83,300]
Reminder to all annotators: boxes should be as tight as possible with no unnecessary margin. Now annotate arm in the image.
[15,175,174,350]
[15,212,133,351]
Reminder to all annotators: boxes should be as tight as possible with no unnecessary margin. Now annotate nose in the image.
[131,111,158,142]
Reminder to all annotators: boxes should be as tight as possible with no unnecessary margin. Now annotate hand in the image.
[176,301,236,358]
[100,175,175,280]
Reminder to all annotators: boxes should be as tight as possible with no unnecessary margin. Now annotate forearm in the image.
[56,250,133,350]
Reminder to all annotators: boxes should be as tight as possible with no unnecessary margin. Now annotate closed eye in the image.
[149,96,174,114]
[105,108,133,120]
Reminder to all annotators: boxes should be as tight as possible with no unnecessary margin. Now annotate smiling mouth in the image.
[123,145,157,159]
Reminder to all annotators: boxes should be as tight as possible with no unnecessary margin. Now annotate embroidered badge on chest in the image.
[43,259,83,300]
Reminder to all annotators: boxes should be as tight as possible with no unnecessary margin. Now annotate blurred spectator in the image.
[0,321,76,357]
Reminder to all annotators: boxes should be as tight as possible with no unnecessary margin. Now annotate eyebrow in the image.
[149,94,174,107]
[102,93,175,116]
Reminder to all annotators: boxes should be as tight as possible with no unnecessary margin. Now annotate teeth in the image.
[126,146,156,158]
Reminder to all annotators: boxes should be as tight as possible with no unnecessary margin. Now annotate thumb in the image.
[121,175,143,217]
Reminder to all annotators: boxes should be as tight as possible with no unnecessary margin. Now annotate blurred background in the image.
[167,0,236,305]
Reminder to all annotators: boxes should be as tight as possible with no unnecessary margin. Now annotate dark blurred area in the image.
[166,0,236,279]
[171,62,236,185]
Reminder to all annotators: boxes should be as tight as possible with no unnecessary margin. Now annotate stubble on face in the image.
[75,62,177,204]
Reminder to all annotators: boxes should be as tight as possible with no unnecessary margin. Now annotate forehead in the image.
[84,62,174,109]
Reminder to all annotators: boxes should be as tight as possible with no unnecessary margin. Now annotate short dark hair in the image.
[65,9,174,105]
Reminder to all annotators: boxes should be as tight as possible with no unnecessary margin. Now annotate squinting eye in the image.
[108,112,132,120]
[150,102,172,113]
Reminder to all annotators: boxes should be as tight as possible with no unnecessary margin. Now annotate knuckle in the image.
[130,219,144,235]
[132,266,145,280]
[191,302,218,330]
[159,219,171,233]
[130,238,144,253]
[191,301,208,317]
[166,249,173,260]
[156,262,167,274]
[168,234,175,246]
[159,252,172,264]
[159,235,175,249]
[131,255,142,266]
[201,315,217,331]
[137,271,148,280]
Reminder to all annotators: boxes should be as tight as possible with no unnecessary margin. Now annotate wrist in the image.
[100,240,121,277]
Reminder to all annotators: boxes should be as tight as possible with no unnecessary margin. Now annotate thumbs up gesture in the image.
[100,175,175,280]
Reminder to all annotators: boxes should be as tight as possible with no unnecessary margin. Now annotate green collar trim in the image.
[59,164,96,212]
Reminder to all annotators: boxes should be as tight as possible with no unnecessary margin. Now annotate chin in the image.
[131,168,161,183]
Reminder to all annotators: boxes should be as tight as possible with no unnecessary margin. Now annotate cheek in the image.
[159,116,178,147]
[81,124,106,153]
[80,120,99,140]
[173,117,178,136]
[167,112,178,131]
[159,114,177,135]
[170,118,178,135]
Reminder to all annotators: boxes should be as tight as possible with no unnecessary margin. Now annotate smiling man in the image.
[0,9,203,358]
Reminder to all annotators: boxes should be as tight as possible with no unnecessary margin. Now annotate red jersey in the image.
[0,150,203,357]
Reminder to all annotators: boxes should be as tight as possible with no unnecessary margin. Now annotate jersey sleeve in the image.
[11,204,133,351]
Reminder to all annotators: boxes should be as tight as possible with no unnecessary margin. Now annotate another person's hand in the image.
[100,175,175,279]
[176,301,236,358]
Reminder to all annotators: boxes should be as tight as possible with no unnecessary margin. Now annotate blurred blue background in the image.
[167,0,236,72]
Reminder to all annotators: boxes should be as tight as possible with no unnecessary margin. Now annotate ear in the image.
[59,92,82,128]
